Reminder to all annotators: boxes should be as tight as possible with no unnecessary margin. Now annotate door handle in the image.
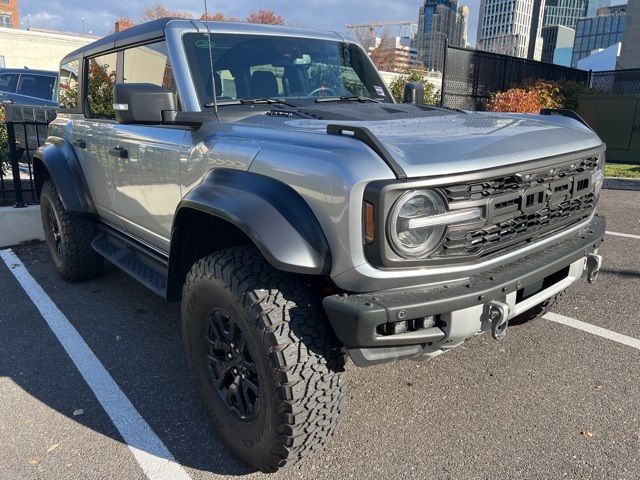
[74,139,86,149]
[108,146,128,159]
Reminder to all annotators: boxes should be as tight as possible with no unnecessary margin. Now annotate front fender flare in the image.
[170,168,332,278]
[33,137,95,214]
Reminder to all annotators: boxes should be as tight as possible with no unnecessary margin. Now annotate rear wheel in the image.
[40,180,103,282]
[182,247,347,472]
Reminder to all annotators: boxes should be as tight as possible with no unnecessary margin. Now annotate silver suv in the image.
[35,18,606,472]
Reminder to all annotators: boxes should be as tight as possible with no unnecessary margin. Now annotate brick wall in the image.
[0,0,20,29]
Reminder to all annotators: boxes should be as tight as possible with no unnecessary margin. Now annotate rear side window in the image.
[0,73,18,93]
[87,52,117,119]
[123,41,176,93]
[59,59,80,109]
[17,74,57,100]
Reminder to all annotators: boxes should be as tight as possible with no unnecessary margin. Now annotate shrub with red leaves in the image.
[487,88,542,114]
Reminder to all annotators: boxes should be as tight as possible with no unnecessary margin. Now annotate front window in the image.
[86,52,117,120]
[182,32,392,106]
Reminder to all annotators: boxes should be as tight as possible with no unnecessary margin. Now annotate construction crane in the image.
[346,20,417,37]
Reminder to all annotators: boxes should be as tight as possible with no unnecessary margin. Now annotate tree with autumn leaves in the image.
[115,4,284,32]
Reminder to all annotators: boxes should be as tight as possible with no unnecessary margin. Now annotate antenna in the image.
[203,0,218,114]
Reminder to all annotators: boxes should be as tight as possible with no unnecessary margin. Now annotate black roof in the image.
[60,17,349,65]
[61,17,185,63]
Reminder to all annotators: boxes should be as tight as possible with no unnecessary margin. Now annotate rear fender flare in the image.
[33,137,95,214]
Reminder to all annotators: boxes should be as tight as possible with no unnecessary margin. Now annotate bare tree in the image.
[352,26,377,52]
[369,30,397,72]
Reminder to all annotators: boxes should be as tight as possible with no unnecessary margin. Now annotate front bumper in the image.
[323,215,605,367]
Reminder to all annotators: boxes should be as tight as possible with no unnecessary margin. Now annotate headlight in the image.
[388,190,447,258]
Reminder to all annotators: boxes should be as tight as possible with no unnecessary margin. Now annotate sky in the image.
[21,0,627,45]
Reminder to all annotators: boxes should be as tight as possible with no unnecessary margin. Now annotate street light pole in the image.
[82,17,86,34]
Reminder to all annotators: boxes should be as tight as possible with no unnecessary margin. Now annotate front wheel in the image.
[181,247,347,472]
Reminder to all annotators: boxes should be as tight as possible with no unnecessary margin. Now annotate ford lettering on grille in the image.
[436,156,599,259]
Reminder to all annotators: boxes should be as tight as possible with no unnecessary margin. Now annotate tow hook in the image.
[486,301,510,340]
[586,253,602,284]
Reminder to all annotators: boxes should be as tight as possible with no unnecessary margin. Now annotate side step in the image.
[91,230,168,297]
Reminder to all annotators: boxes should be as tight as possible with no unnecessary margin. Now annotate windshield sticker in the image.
[374,86,385,96]
[195,39,215,49]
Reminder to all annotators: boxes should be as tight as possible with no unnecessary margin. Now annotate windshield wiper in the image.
[205,98,296,108]
[315,95,382,103]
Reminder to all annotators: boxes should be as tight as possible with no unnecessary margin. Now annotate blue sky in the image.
[21,0,627,45]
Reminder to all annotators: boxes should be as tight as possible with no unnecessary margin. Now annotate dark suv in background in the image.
[0,68,59,107]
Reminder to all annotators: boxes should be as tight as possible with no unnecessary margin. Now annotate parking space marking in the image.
[606,230,640,240]
[0,249,192,480]
[544,312,640,351]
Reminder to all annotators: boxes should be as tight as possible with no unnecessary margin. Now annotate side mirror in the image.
[113,83,177,124]
[403,82,425,105]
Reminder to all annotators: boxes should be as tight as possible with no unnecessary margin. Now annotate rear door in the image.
[72,52,119,218]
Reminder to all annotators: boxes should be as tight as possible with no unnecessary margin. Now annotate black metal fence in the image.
[590,68,640,95]
[0,105,56,207]
[441,45,591,110]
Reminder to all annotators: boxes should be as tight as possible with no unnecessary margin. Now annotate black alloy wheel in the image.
[204,308,260,421]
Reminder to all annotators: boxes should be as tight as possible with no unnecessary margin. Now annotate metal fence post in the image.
[6,122,26,208]
[440,38,448,107]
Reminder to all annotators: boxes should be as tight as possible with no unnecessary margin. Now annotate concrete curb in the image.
[0,205,45,248]
[603,177,640,191]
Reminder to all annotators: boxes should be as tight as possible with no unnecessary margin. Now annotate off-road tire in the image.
[509,290,565,325]
[40,180,103,282]
[181,247,347,473]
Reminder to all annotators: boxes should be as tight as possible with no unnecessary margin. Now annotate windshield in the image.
[182,32,392,106]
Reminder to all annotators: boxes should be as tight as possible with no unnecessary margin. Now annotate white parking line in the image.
[0,249,192,480]
[543,312,640,351]
[606,230,640,240]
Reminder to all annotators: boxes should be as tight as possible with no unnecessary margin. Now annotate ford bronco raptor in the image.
[35,18,605,472]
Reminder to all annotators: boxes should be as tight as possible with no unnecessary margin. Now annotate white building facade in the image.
[0,27,98,71]
[476,0,546,60]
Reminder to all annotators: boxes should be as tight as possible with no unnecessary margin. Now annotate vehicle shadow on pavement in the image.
[2,243,259,477]
[599,268,640,279]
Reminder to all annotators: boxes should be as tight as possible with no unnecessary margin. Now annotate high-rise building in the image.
[617,0,639,69]
[417,0,469,72]
[587,0,611,18]
[541,25,576,65]
[0,0,20,29]
[571,8,625,67]
[543,0,588,29]
[476,0,546,60]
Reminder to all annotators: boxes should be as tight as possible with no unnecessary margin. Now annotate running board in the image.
[91,231,168,297]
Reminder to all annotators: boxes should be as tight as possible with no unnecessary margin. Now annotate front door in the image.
[106,40,190,252]
[109,125,190,251]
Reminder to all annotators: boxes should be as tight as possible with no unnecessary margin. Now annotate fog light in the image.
[417,315,436,329]
[391,321,408,334]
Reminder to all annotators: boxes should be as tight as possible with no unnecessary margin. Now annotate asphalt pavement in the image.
[0,188,639,480]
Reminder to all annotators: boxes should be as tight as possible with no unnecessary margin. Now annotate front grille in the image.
[433,155,600,259]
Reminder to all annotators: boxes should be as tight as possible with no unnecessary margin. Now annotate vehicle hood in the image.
[241,107,603,178]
